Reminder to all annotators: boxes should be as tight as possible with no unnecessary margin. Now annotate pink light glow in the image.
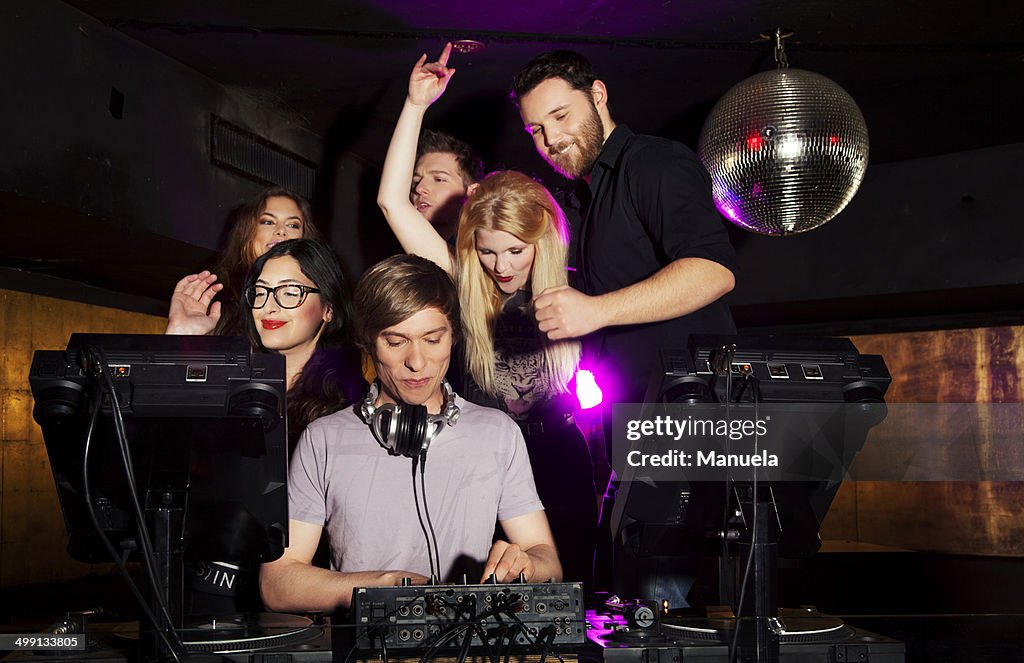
[575,369,603,410]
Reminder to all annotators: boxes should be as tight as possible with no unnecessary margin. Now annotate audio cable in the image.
[728,371,764,663]
[410,454,439,581]
[419,452,443,581]
[79,346,187,662]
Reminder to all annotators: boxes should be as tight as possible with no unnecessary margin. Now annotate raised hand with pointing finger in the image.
[407,42,456,109]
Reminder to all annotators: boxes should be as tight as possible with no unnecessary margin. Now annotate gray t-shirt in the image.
[288,396,544,581]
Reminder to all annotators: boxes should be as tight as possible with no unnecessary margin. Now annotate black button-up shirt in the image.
[559,126,737,401]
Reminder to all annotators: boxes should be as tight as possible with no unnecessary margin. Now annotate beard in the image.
[546,103,605,179]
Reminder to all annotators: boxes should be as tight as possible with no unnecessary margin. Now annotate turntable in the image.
[0,610,331,663]
[587,597,905,662]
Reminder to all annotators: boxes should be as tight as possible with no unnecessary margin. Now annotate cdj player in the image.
[586,595,905,663]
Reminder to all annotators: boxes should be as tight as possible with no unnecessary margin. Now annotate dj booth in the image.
[11,333,903,663]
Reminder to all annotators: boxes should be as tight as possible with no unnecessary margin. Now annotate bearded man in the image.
[511,50,738,607]
[511,49,737,416]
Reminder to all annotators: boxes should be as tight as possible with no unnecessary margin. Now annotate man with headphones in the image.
[260,255,561,614]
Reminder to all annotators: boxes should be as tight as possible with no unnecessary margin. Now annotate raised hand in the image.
[407,42,455,108]
[165,270,224,335]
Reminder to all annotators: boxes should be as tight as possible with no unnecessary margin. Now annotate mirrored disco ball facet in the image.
[698,68,869,236]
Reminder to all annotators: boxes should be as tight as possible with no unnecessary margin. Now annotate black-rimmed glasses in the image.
[245,284,321,309]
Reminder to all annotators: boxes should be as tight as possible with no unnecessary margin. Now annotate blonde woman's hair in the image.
[455,170,581,396]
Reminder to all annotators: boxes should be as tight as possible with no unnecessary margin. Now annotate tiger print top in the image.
[457,290,575,423]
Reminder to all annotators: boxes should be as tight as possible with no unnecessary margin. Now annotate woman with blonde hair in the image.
[377,45,597,584]
[454,170,580,410]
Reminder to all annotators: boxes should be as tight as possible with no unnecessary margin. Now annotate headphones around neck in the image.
[359,380,460,458]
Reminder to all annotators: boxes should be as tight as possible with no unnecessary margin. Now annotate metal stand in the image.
[729,482,782,663]
[144,489,186,662]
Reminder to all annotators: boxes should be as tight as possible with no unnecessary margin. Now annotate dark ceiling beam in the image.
[103,19,1024,54]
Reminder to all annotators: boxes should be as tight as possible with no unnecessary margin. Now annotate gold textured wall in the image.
[820,326,1024,555]
[0,288,165,588]
[3,288,1022,587]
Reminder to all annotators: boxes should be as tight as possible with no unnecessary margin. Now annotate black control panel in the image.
[651,334,891,405]
[351,581,586,650]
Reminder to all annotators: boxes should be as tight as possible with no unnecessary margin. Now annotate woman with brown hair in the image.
[166,186,323,336]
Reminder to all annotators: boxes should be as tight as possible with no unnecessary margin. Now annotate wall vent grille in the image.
[210,115,317,199]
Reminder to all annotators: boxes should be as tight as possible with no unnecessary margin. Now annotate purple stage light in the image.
[575,369,603,410]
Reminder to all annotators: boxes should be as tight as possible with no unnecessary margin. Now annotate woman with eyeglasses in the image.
[240,238,360,432]
[167,238,359,619]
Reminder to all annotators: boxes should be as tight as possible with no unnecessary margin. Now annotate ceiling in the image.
[64,0,1023,171]
[5,1,1022,325]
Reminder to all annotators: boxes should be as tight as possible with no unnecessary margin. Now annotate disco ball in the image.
[698,68,869,236]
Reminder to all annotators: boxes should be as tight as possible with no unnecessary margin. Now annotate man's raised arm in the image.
[376,43,457,273]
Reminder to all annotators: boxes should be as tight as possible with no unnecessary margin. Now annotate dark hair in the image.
[241,239,358,447]
[214,187,323,335]
[510,50,598,104]
[352,255,460,355]
[416,130,485,185]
